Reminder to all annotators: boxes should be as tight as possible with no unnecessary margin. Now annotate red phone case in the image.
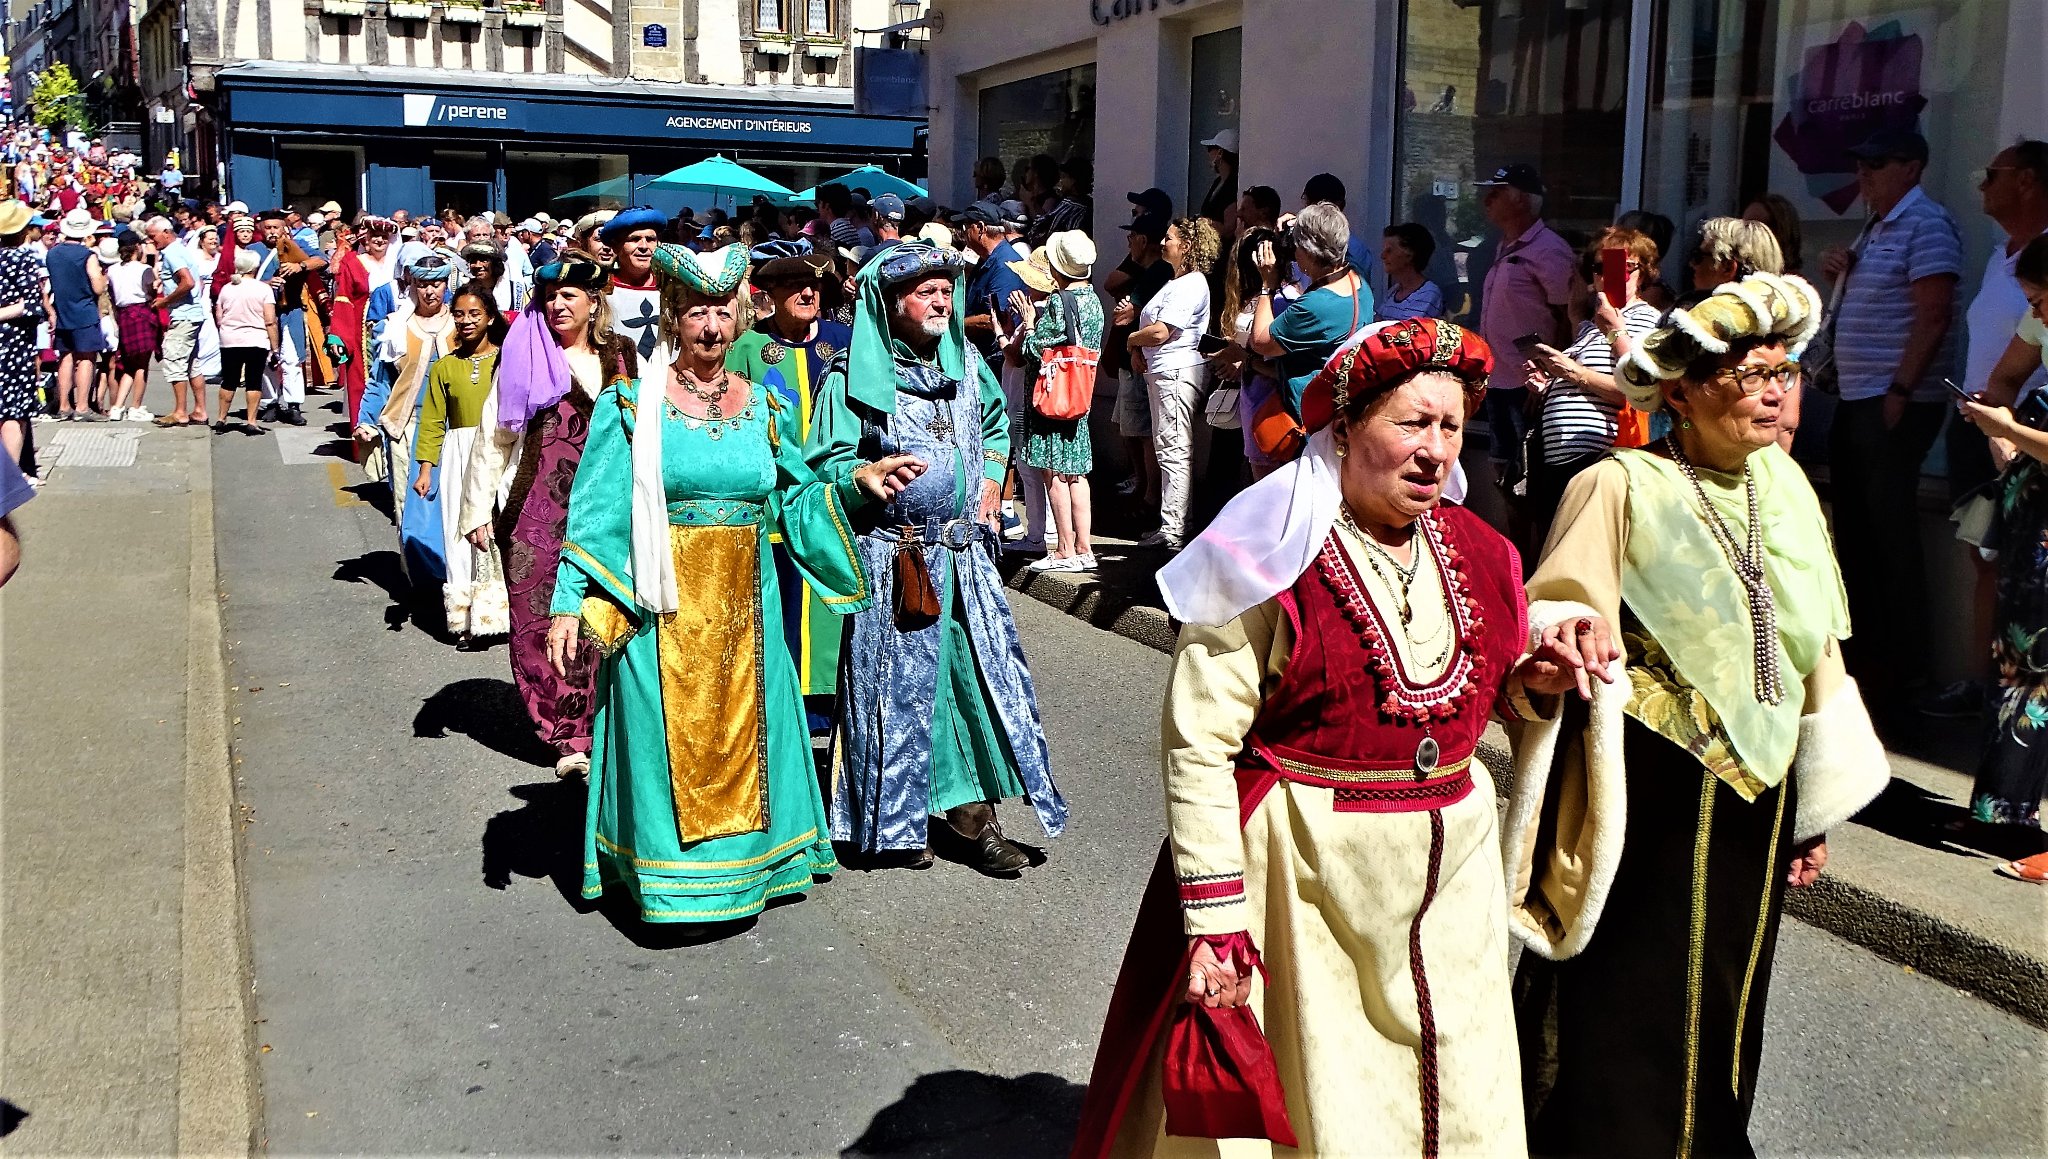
[1600,248,1628,309]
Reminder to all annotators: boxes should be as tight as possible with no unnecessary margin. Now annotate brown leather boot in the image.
[940,802,1030,875]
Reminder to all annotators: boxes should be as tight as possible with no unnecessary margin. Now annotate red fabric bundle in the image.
[1162,1001,1299,1147]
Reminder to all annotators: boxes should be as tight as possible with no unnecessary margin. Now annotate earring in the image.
[1680,419,1693,430]
[1335,443,1347,458]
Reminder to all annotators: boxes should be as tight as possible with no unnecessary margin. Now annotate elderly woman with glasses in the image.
[1506,272,1889,1157]
[1247,202,1371,466]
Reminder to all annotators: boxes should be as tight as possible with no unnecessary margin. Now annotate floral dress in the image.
[1972,390,2048,827]
[1018,288,1100,476]
[0,244,45,420]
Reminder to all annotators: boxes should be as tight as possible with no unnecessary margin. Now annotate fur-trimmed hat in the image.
[1617,272,1823,411]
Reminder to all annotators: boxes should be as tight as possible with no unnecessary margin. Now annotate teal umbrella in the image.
[645,155,797,203]
[792,164,925,203]
[554,174,637,203]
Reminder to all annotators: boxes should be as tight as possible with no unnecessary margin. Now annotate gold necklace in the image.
[673,364,731,421]
[1336,507,1452,668]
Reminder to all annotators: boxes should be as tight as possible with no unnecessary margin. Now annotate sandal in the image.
[153,414,185,427]
[1993,852,2048,883]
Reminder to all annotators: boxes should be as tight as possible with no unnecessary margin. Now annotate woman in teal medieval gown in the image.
[544,243,924,924]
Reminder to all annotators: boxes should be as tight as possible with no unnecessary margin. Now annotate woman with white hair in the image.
[1507,272,1888,1155]
[1248,201,1370,465]
[212,247,277,433]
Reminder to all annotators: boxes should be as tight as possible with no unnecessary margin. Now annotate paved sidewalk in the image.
[999,532,2048,1027]
[0,393,257,1154]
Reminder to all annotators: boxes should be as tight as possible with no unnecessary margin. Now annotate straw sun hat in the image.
[1007,230,1096,292]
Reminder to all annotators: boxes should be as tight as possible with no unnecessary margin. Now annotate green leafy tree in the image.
[28,64,93,134]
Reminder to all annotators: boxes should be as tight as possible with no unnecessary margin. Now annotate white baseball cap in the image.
[516,217,542,233]
[225,200,248,213]
[1199,128,1240,153]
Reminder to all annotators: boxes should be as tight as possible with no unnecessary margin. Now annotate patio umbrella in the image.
[791,164,925,203]
[645,155,796,204]
[553,174,637,203]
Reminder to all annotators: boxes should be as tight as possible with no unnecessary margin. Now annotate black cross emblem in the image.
[619,297,660,359]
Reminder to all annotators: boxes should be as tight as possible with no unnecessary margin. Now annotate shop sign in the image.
[402,92,527,130]
[643,24,666,47]
[1090,0,1188,26]
[1770,18,1927,215]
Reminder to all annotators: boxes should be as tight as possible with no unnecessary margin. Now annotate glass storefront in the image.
[1643,0,2018,284]
[977,63,1097,170]
[1185,27,1242,220]
[1396,0,1635,322]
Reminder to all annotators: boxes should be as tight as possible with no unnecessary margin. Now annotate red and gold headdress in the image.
[1298,317,1494,435]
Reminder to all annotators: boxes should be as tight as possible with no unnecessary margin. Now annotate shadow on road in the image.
[416,677,559,767]
[334,549,438,633]
[0,1099,25,1137]
[481,779,589,908]
[844,1069,1084,1158]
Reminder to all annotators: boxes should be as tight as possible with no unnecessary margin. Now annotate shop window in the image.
[756,0,782,33]
[1186,27,1241,223]
[805,0,830,35]
[1642,0,2016,289]
[977,64,1096,181]
[1395,0,1634,322]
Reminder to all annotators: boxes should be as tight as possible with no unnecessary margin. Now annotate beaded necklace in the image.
[1665,438,1785,705]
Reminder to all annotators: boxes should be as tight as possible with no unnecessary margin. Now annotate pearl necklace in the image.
[1336,506,1451,669]
[1666,439,1786,705]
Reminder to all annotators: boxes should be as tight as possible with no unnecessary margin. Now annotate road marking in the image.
[328,462,368,507]
[271,426,339,466]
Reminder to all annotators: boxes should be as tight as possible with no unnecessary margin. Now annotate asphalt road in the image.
[215,391,2048,1156]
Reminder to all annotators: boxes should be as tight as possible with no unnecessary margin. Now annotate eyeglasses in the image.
[1715,363,1801,395]
[1974,166,2019,187]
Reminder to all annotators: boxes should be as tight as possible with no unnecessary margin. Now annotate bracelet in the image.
[983,450,1006,465]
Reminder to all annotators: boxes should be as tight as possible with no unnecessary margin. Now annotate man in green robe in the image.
[806,241,1068,875]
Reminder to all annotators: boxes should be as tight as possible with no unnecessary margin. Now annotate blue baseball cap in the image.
[871,193,906,223]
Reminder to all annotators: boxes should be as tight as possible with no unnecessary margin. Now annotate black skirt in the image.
[1516,713,1797,1159]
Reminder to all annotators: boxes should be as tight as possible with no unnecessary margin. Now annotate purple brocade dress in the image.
[497,389,600,758]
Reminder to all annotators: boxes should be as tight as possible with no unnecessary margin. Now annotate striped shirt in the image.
[1832,185,1964,402]
[1539,300,1663,465]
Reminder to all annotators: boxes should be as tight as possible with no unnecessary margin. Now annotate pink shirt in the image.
[216,279,273,348]
[1479,219,1576,394]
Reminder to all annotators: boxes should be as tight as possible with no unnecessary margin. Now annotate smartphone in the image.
[1198,333,1230,356]
[1600,248,1628,309]
[1512,332,1544,353]
[1943,377,1980,405]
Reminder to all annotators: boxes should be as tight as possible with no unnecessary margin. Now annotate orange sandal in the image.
[1993,851,2048,883]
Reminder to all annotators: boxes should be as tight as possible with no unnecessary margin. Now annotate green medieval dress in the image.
[551,375,873,923]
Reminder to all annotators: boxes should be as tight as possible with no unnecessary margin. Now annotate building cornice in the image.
[211,59,861,107]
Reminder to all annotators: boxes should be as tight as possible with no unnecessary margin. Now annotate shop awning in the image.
[791,164,925,203]
[645,155,797,203]
[554,175,637,203]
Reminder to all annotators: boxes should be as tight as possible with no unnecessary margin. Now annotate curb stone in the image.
[1004,562,2047,1028]
[178,432,262,1153]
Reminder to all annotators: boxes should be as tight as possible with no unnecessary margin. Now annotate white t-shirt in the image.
[108,260,155,307]
[1140,270,1210,374]
[1964,231,2048,402]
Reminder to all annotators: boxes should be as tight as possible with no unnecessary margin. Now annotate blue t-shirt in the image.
[157,240,206,323]
[965,240,1028,359]
[45,242,102,331]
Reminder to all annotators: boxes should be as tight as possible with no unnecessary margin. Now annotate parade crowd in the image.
[3,117,2047,1156]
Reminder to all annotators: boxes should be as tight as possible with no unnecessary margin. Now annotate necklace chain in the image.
[1335,507,1452,668]
[1666,438,1785,705]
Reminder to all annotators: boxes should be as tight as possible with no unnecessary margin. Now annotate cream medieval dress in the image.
[1078,496,1531,1159]
[1503,446,1890,1156]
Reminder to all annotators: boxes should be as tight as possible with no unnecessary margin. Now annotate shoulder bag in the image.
[1030,290,1100,421]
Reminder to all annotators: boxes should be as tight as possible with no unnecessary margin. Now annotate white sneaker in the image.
[1072,552,1098,571]
[126,407,153,422]
[107,406,125,421]
[555,752,590,779]
[1024,553,1063,572]
[1044,555,1093,573]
